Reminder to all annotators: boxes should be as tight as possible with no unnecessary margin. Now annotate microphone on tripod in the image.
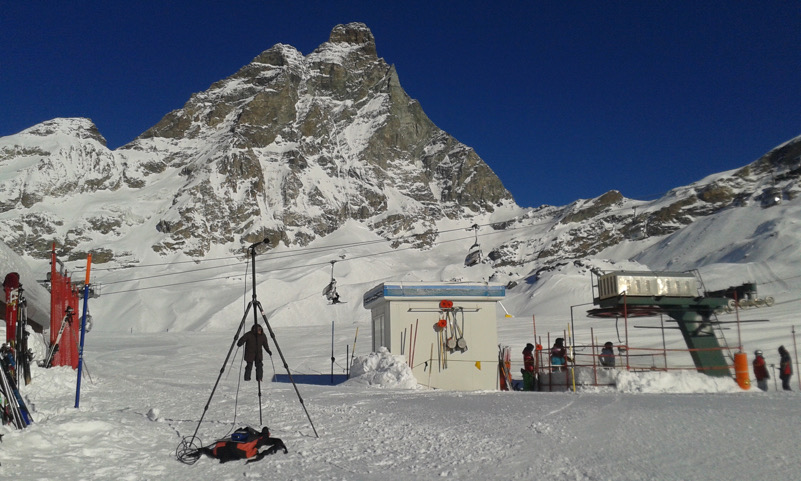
[247,238,270,251]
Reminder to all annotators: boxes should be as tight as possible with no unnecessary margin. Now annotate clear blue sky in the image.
[2,1,799,208]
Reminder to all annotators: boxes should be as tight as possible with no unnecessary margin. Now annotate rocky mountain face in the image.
[0,23,512,260]
[482,134,801,274]
[1,22,799,278]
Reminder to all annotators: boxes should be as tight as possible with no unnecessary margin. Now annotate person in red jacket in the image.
[522,343,537,391]
[237,324,272,382]
[752,349,769,391]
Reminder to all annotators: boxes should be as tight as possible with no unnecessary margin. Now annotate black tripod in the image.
[182,239,318,456]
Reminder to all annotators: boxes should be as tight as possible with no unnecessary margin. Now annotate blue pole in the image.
[75,284,89,408]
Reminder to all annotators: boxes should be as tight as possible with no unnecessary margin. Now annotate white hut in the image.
[362,282,505,391]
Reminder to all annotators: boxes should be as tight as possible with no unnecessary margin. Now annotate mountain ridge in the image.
[1,23,800,289]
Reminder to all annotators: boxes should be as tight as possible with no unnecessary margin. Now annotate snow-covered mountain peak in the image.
[18,117,108,146]
[1,24,512,261]
[0,117,121,211]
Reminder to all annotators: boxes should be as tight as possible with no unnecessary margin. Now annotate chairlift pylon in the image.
[464,224,482,267]
[630,207,646,241]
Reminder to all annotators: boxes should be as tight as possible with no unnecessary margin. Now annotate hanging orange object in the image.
[734,351,751,390]
[439,299,453,309]
[437,318,447,328]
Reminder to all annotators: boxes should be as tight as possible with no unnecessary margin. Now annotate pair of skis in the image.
[0,352,32,428]
[498,345,512,391]
[15,287,32,385]
[42,307,74,369]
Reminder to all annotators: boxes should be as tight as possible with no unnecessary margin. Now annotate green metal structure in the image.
[588,271,735,377]
[588,294,732,377]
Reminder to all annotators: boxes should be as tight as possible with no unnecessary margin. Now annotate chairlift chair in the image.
[322,260,341,304]
[464,224,482,267]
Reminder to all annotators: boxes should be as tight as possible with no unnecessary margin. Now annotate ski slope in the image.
[0,328,799,480]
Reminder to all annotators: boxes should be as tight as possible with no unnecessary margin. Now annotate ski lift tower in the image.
[587,271,733,377]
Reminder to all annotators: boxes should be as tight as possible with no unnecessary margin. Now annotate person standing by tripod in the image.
[237,324,272,382]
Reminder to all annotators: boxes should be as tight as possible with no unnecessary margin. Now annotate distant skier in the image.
[522,343,537,391]
[550,338,569,371]
[324,279,342,304]
[752,350,769,392]
[237,324,272,382]
[778,345,793,391]
[599,342,615,368]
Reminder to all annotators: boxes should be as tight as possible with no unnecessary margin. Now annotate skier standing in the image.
[752,350,770,392]
[550,338,569,372]
[778,345,793,391]
[522,343,537,391]
[237,324,272,382]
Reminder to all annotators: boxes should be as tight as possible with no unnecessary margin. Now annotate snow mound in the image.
[346,347,419,389]
[613,369,744,394]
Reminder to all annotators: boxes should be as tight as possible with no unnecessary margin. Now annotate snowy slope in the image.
[0,328,799,480]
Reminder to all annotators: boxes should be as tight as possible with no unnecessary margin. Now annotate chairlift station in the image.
[588,271,765,377]
[363,282,506,391]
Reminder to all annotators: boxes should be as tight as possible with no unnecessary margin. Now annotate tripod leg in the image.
[257,379,263,426]
[254,301,319,438]
[187,301,251,445]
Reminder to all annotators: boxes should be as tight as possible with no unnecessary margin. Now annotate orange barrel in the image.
[734,351,751,390]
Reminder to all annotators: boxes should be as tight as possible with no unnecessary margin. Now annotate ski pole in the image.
[792,326,800,390]
[76,254,91,409]
[257,379,263,426]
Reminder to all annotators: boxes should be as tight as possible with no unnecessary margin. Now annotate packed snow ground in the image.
[2,328,800,481]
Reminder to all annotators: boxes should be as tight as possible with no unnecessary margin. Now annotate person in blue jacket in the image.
[599,342,616,368]
[550,338,568,371]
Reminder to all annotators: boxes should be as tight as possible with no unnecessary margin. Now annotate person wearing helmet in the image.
[752,349,769,391]
[237,323,272,382]
[599,341,616,368]
[522,343,538,391]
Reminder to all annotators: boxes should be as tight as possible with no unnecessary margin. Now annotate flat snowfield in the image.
[2,329,799,481]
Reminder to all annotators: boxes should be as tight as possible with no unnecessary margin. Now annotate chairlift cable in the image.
[58,214,551,274]
[80,214,552,290]
[95,210,801,297]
